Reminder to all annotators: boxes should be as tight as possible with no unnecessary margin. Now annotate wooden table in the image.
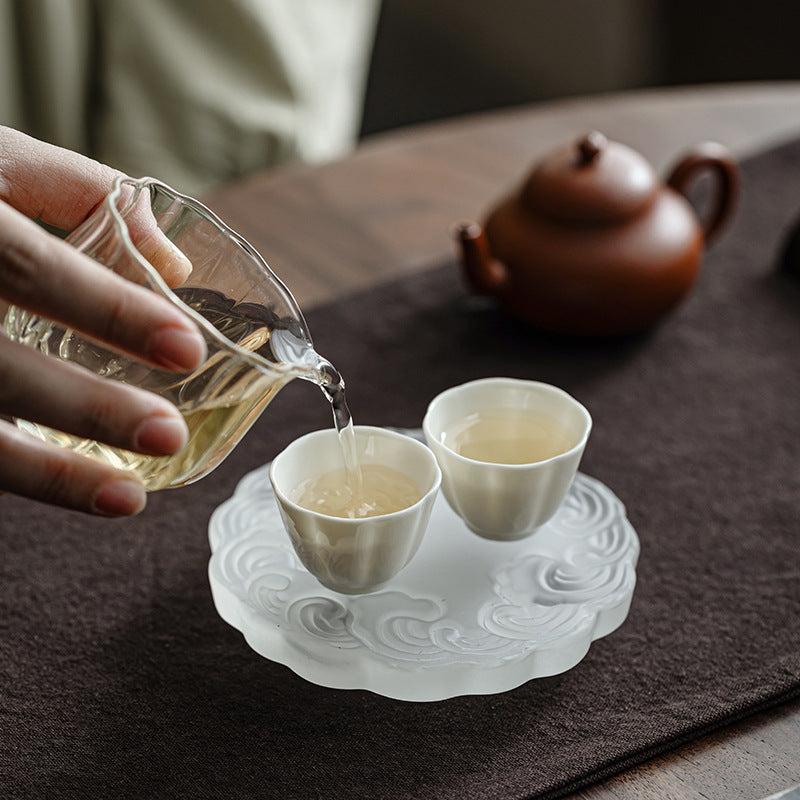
[205,83,800,800]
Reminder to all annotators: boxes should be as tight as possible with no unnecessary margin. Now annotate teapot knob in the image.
[576,131,607,166]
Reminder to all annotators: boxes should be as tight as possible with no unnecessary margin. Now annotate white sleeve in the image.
[0,0,381,195]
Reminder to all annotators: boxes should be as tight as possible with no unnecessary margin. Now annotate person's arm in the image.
[0,127,206,516]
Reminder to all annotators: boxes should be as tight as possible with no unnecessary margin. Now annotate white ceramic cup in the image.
[269,426,441,594]
[422,378,591,541]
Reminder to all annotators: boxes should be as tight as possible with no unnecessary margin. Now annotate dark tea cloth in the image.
[3,135,800,800]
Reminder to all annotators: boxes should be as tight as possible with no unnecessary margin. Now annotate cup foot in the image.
[463,524,542,542]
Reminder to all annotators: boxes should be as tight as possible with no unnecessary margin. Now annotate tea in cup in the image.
[422,378,591,541]
[269,426,441,594]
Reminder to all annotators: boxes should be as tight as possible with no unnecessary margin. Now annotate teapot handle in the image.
[666,142,740,244]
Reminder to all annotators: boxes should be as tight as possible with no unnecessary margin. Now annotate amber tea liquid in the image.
[442,408,576,464]
[292,463,422,518]
[11,287,358,490]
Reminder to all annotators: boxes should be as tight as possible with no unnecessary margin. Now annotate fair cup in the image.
[269,426,441,594]
[422,378,591,541]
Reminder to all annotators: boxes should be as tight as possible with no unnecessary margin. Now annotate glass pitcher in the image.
[3,176,337,490]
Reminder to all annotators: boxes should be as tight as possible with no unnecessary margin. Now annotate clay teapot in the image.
[457,131,740,336]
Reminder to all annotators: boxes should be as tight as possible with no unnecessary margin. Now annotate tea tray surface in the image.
[208,434,639,702]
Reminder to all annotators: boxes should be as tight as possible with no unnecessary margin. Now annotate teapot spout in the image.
[456,222,508,295]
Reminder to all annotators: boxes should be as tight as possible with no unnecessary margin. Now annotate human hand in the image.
[0,126,207,516]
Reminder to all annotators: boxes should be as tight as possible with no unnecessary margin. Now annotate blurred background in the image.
[1,0,797,195]
[362,0,798,136]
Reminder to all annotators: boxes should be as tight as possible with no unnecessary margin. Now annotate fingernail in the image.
[147,240,193,288]
[148,326,206,371]
[134,413,188,456]
[92,478,146,517]
[166,239,193,276]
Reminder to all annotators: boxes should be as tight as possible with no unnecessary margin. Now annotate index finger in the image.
[0,202,206,372]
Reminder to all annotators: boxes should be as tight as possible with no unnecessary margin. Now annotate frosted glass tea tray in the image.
[208,431,639,702]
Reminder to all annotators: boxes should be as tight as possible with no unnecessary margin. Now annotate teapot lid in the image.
[521,131,658,225]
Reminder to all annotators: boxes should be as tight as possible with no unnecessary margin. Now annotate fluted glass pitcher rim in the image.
[103,174,315,379]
